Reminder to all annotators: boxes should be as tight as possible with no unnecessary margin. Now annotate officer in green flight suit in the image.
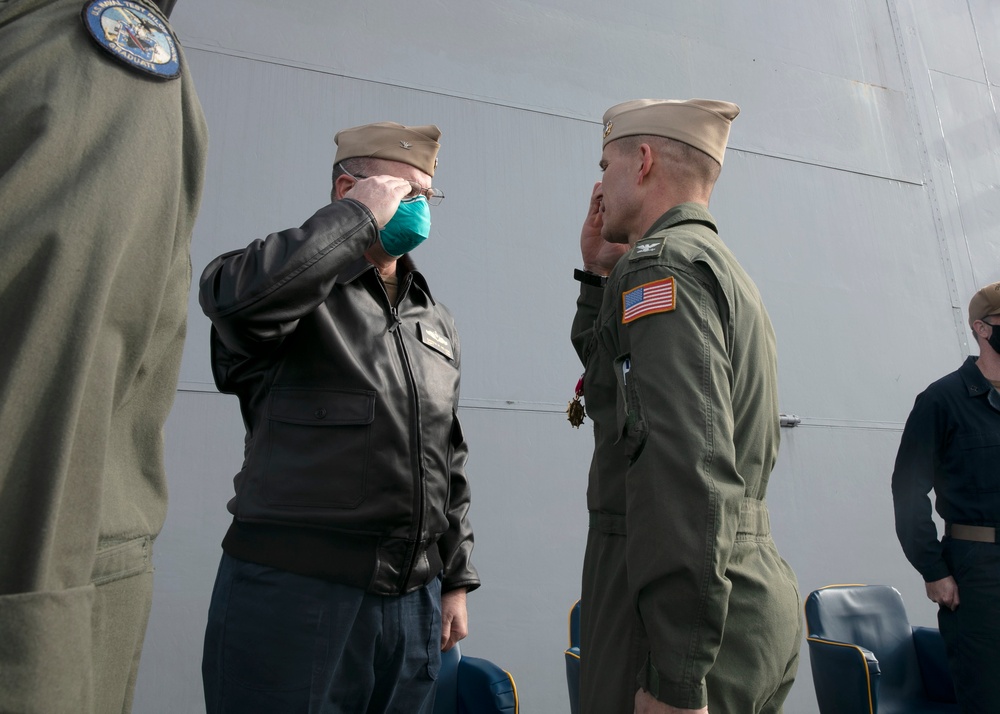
[0,2,206,712]
[570,99,801,714]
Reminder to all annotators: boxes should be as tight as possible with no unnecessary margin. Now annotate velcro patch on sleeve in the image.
[82,0,181,80]
[629,238,665,260]
[622,277,676,324]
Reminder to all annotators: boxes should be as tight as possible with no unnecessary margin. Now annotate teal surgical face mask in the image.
[379,196,431,257]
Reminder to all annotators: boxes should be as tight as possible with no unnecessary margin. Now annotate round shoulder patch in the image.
[81,0,181,80]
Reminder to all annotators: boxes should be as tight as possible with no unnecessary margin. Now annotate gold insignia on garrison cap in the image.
[601,98,740,165]
[334,122,441,176]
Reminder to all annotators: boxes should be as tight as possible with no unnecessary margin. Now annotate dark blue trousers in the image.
[939,539,1000,714]
[202,553,442,714]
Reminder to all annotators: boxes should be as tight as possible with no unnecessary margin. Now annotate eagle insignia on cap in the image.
[603,121,613,139]
[399,141,412,150]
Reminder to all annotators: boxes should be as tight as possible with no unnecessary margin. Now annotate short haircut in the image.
[331,157,384,185]
[614,134,722,186]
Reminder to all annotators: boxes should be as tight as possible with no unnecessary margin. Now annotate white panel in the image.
[712,152,963,424]
[179,49,934,412]
[970,0,1000,85]
[929,71,1000,291]
[450,407,591,713]
[172,0,919,180]
[908,0,987,83]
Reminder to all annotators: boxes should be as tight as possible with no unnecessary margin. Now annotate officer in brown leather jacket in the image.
[199,122,479,713]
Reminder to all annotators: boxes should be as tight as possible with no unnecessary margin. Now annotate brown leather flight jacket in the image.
[199,198,478,596]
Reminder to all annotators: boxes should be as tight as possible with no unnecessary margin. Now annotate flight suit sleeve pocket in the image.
[263,388,375,508]
[613,353,648,463]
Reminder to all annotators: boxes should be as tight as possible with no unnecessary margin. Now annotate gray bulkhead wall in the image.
[132,1,1000,712]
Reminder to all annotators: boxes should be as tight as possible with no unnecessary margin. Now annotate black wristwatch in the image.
[574,268,608,287]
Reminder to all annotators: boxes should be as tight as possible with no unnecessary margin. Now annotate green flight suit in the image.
[0,1,207,712]
[571,203,801,713]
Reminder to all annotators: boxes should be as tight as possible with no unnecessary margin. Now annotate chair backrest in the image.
[805,584,926,703]
[565,600,581,714]
[434,644,461,714]
[457,655,518,714]
[569,599,580,648]
[434,643,518,714]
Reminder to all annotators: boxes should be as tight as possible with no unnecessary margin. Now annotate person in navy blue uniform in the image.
[892,280,1000,713]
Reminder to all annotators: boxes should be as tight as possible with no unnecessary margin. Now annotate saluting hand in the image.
[580,181,628,276]
[926,576,960,610]
[343,175,410,228]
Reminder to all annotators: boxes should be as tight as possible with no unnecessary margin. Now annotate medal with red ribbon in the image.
[566,373,586,428]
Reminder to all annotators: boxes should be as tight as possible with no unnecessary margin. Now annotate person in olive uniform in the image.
[0,1,207,712]
[570,99,801,714]
[892,281,1000,713]
[199,122,478,713]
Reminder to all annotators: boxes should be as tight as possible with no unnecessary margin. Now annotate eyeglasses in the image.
[340,166,444,206]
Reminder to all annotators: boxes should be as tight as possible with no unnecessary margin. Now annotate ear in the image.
[333,173,355,201]
[637,143,654,184]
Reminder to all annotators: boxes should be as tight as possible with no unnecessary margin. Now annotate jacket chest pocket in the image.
[263,388,375,509]
[954,431,1000,494]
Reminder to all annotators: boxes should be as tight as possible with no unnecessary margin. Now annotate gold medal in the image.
[567,374,586,428]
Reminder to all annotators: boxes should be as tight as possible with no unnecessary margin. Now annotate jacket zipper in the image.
[385,277,426,593]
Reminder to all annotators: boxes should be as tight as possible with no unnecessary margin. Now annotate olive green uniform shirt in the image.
[0,1,207,711]
[571,203,801,712]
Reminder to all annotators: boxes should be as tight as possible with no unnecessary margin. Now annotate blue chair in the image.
[804,584,958,714]
[565,599,581,714]
[433,642,518,714]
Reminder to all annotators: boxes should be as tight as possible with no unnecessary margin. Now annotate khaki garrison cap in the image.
[968,281,1000,329]
[334,122,441,177]
[601,98,740,166]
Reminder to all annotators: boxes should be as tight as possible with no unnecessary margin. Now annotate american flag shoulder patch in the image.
[621,277,676,324]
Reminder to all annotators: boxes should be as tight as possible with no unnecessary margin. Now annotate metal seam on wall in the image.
[885,0,970,355]
[182,42,922,185]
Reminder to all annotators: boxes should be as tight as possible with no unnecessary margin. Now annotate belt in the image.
[589,512,626,536]
[589,498,771,538]
[946,523,998,543]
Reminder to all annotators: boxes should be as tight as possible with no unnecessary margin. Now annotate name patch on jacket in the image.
[82,0,181,80]
[622,277,676,324]
[419,324,454,359]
